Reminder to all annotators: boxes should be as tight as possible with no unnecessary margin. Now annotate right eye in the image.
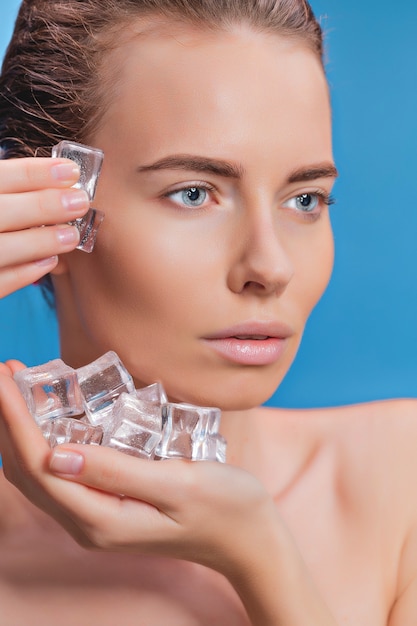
[165,185,212,209]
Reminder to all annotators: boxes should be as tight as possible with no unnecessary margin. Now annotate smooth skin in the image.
[1,22,417,626]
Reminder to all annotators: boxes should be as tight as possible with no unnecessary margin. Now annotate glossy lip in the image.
[202,321,294,366]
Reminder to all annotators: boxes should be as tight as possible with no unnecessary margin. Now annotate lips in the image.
[202,322,293,366]
[234,335,268,340]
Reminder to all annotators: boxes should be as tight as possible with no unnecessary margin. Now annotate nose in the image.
[226,207,294,297]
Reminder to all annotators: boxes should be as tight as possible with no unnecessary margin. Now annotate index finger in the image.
[0,157,80,193]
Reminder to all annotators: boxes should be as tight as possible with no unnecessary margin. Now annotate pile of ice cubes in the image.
[14,351,226,463]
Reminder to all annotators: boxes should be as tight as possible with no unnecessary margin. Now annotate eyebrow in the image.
[288,164,339,183]
[137,154,338,183]
[137,155,243,178]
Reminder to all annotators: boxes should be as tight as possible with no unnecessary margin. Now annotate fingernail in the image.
[61,190,89,213]
[50,449,84,475]
[56,225,79,245]
[51,162,80,183]
[34,255,58,267]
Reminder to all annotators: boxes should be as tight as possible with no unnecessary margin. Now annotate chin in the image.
[161,377,281,412]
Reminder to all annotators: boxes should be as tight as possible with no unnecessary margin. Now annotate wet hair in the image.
[0,0,324,159]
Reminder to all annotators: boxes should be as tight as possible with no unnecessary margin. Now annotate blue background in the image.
[0,0,416,408]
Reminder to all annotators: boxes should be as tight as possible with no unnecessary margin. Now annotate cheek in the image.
[76,211,224,331]
[290,220,334,320]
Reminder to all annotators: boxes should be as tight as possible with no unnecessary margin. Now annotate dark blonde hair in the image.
[0,0,324,159]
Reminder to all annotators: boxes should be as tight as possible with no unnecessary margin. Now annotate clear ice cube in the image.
[51,140,104,253]
[136,382,167,406]
[51,140,103,202]
[214,434,227,463]
[74,207,104,254]
[182,404,224,461]
[77,351,135,426]
[192,432,227,463]
[102,393,163,459]
[156,403,225,461]
[14,359,84,424]
[39,417,103,447]
[156,403,220,460]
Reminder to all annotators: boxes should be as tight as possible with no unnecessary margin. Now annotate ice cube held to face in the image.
[51,140,104,252]
[14,359,84,424]
[74,207,105,253]
[51,140,103,201]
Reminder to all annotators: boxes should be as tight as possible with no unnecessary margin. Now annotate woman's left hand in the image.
[0,360,277,575]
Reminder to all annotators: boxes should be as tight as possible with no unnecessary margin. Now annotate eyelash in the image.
[162,184,336,218]
[285,190,336,222]
[312,190,336,206]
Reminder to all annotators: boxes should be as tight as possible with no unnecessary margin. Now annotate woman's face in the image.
[55,23,336,410]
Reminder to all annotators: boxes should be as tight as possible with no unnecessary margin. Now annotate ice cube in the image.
[156,402,222,460]
[73,207,104,254]
[51,140,104,253]
[39,417,103,447]
[51,140,103,202]
[77,351,135,426]
[14,359,83,424]
[102,393,163,459]
[136,382,167,406]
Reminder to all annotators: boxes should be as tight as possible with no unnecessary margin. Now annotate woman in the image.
[0,1,416,624]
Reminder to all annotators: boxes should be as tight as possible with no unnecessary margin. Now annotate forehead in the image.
[96,23,332,169]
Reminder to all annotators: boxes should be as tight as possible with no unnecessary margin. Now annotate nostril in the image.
[243,280,267,291]
[243,280,266,290]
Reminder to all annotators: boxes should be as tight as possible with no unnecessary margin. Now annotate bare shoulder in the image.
[263,399,417,538]
[264,396,417,456]
[263,400,417,615]
[296,398,417,500]
[334,398,417,621]
[260,398,417,514]
[324,396,417,442]
[323,397,417,472]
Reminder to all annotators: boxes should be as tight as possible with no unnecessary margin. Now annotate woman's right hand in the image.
[0,157,90,298]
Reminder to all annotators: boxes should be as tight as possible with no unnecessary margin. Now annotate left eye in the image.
[285,193,319,212]
[167,186,209,208]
